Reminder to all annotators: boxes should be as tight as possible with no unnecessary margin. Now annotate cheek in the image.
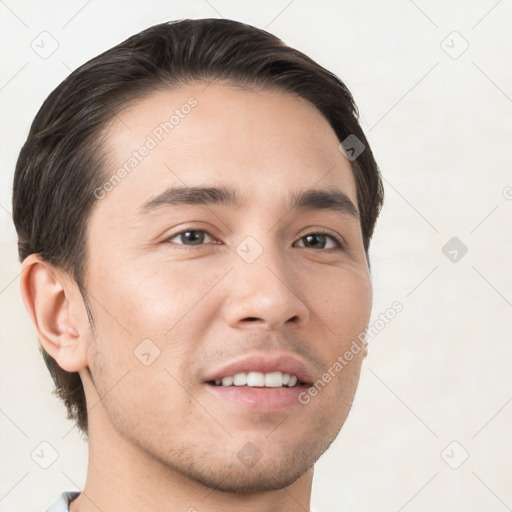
[304,270,370,425]
[88,251,226,338]
[311,266,373,340]
[304,266,371,406]
[84,256,232,399]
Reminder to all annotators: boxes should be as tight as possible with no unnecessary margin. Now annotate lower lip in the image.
[204,383,308,413]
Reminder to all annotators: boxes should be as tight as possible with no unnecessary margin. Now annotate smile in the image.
[209,371,301,388]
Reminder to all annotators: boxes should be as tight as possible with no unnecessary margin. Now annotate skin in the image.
[21,83,373,512]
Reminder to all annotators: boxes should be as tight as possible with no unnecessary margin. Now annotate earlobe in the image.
[19,254,89,372]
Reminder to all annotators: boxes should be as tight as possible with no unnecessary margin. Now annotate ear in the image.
[19,254,90,372]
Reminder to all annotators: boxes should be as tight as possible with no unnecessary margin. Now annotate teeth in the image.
[247,371,265,387]
[233,373,247,386]
[213,371,301,388]
[221,376,234,386]
[264,371,283,387]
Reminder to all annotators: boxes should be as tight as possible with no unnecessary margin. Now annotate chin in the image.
[173,430,339,493]
[186,460,311,493]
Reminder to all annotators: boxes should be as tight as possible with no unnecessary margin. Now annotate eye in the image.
[295,232,342,250]
[165,229,216,246]
[163,229,342,250]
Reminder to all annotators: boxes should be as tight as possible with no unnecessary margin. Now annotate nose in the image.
[222,243,310,331]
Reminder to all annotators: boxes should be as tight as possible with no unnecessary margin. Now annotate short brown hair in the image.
[12,18,384,436]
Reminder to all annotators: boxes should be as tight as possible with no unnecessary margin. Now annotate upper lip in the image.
[203,352,314,384]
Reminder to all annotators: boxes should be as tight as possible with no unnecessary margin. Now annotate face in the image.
[82,82,372,491]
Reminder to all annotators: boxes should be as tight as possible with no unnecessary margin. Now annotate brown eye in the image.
[296,233,341,250]
[166,229,214,246]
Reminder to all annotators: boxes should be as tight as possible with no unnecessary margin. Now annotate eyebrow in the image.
[139,185,359,219]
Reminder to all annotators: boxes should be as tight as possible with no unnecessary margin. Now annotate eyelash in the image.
[163,228,344,251]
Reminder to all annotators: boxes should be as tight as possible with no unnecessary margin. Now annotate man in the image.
[13,18,383,512]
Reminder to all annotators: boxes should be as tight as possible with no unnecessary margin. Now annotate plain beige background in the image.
[1,1,511,511]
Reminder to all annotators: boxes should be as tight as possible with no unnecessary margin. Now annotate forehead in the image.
[96,82,358,219]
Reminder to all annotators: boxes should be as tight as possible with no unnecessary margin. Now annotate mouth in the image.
[202,353,313,413]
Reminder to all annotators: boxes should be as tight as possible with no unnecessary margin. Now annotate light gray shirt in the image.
[44,491,79,511]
